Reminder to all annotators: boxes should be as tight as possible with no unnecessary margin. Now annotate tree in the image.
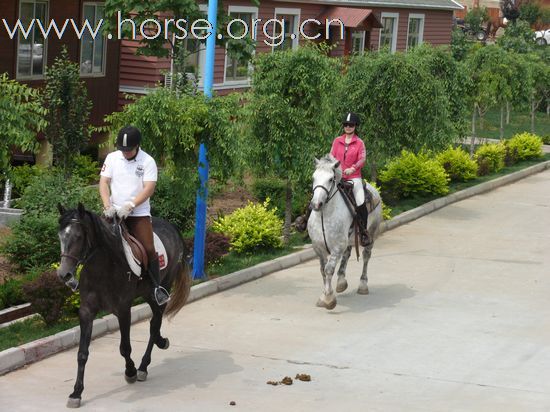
[42,48,92,173]
[524,53,550,133]
[497,19,536,54]
[0,74,46,172]
[340,51,455,179]
[465,45,511,153]
[248,45,341,243]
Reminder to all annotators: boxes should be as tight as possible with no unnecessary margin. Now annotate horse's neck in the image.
[324,189,352,222]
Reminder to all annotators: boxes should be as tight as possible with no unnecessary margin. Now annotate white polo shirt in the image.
[100,149,157,217]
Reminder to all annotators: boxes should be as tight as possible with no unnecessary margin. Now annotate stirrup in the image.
[360,232,370,247]
[154,286,170,306]
[295,215,307,232]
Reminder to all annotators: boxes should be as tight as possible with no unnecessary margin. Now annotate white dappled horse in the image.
[308,154,382,310]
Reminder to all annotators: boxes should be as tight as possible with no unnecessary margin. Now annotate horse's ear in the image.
[77,202,86,218]
[314,157,320,166]
[333,161,340,169]
[57,203,66,215]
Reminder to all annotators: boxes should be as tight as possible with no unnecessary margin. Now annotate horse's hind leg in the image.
[117,308,137,383]
[358,243,373,295]
[67,306,97,408]
[137,301,168,381]
[336,246,352,293]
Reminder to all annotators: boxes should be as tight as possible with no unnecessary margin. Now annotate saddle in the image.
[338,180,374,212]
[120,221,149,275]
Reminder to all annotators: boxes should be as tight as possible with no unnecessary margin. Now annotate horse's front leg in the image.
[137,301,168,382]
[336,246,352,293]
[358,242,373,295]
[67,306,97,408]
[117,308,137,383]
[317,251,341,310]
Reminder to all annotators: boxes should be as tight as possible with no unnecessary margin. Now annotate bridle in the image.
[60,218,94,267]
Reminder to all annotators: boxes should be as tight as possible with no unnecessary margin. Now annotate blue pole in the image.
[192,0,217,279]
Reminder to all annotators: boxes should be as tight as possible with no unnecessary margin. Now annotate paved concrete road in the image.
[1,170,550,412]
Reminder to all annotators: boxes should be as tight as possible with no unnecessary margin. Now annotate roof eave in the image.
[274,0,464,11]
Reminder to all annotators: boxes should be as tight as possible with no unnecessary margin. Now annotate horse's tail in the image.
[164,260,191,320]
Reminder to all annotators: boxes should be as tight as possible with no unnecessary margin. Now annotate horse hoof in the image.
[336,279,348,293]
[137,370,148,382]
[357,286,369,295]
[125,373,137,384]
[157,337,170,350]
[316,296,337,310]
[67,397,81,408]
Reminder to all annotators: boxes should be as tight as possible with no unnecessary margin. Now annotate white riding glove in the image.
[117,201,136,219]
[102,205,117,219]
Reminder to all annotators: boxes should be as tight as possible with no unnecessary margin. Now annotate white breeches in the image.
[349,178,364,206]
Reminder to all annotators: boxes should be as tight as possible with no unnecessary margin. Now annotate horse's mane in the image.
[59,208,123,254]
[316,154,343,182]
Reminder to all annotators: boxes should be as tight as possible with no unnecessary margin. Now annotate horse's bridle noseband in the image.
[312,178,338,207]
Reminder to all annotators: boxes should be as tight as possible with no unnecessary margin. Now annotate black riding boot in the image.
[295,205,312,232]
[356,203,370,246]
[148,258,170,306]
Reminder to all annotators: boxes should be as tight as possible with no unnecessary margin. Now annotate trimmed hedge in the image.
[475,143,506,176]
[379,151,450,202]
[436,146,478,182]
[506,133,543,161]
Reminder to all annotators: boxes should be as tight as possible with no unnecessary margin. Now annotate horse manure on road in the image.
[267,374,311,386]
[295,373,311,382]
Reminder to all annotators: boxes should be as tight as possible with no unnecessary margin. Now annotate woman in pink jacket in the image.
[296,112,370,245]
[330,112,369,245]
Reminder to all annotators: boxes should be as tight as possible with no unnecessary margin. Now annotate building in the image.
[0,0,120,161]
[118,0,463,100]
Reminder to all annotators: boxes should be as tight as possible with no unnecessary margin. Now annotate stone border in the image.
[1,160,549,376]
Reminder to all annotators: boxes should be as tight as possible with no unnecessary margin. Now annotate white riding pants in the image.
[348,178,364,206]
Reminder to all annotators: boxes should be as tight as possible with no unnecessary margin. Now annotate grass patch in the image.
[388,154,550,217]
[467,109,550,140]
[203,232,308,280]
[0,316,79,352]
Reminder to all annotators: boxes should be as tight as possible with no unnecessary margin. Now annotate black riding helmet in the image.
[117,126,141,152]
[342,112,360,127]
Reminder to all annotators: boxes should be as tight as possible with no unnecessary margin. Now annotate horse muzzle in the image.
[311,201,323,211]
[57,268,79,292]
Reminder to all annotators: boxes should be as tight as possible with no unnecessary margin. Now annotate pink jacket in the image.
[330,134,366,180]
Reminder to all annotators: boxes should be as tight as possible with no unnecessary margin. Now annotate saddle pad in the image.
[122,232,169,277]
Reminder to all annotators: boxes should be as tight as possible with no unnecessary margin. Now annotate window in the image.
[80,3,106,76]
[351,31,366,54]
[17,0,48,78]
[225,6,258,83]
[273,8,300,51]
[379,13,399,52]
[407,14,425,50]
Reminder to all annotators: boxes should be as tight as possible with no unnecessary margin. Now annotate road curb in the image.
[1,160,549,376]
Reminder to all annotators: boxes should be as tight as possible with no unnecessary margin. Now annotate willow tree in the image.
[248,45,341,243]
[340,51,455,179]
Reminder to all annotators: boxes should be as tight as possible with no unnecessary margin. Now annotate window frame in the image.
[351,30,366,55]
[79,2,107,78]
[378,12,399,53]
[273,7,301,51]
[406,13,425,51]
[223,5,258,86]
[16,0,49,80]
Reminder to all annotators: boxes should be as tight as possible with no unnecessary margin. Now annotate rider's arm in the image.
[99,176,112,209]
[132,181,156,208]
[351,139,366,171]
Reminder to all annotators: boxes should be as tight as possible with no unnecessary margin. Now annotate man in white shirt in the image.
[99,126,170,305]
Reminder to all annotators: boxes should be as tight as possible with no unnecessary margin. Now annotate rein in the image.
[312,180,338,255]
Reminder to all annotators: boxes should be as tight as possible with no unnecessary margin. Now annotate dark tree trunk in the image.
[283,178,292,244]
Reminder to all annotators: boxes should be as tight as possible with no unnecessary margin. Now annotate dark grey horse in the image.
[57,203,191,408]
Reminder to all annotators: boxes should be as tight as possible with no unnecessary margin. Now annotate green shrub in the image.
[72,154,99,184]
[8,164,44,199]
[506,133,543,161]
[212,200,283,253]
[1,214,59,271]
[0,278,25,309]
[22,269,71,326]
[436,146,478,182]
[542,134,550,145]
[150,170,196,231]
[474,143,505,176]
[365,180,392,220]
[16,168,101,215]
[378,151,450,202]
